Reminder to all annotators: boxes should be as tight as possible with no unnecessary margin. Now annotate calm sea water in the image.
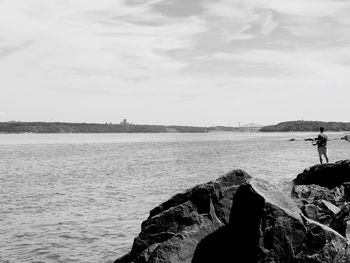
[0,132,349,263]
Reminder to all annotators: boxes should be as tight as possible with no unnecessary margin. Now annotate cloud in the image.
[147,0,350,86]
[0,0,208,83]
[0,43,29,60]
[0,37,33,60]
[150,0,207,17]
[265,0,350,17]
[1,0,350,124]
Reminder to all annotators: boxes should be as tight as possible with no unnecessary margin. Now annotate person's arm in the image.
[313,135,320,146]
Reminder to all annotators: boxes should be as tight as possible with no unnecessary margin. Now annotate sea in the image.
[0,132,349,263]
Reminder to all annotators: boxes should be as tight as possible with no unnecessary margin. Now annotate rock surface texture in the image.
[291,160,350,262]
[192,179,306,263]
[115,160,350,263]
[115,170,251,263]
[293,160,350,189]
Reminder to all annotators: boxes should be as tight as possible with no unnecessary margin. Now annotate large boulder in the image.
[192,179,349,262]
[192,179,306,263]
[115,166,350,263]
[293,160,350,189]
[114,169,251,263]
[291,160,350,259]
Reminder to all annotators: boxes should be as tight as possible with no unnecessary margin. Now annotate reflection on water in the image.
[0,132,349,262]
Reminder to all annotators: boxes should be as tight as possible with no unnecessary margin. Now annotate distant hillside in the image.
[0,122,209,133]
[260,121,350,132]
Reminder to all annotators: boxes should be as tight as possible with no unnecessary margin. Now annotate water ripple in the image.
[0,132,348,262]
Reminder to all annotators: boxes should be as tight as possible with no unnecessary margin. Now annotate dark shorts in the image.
[318,147,328,157]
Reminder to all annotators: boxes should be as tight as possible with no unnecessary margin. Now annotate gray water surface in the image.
[0,132,349,262]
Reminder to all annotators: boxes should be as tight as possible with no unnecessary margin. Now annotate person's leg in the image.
[324,149,329,163]
[318,148,323,164]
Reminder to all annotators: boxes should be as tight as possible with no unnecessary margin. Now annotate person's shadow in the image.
[192,184,265,263]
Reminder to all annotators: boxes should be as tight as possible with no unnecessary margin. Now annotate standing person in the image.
[313,127,329,164]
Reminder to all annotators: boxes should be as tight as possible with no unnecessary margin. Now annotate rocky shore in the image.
[115,160,350,263]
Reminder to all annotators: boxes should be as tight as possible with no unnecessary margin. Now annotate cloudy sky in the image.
[1,0,349,126]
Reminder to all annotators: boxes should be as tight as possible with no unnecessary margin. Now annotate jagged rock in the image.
[191,179,348,263]
[302,204,318,220]
[291,160,350,257]
[346,221,350,242]
[321,200,341,215]
[300,200,341,226]
[291,162,350,242]
[344,183,350,202]
[291,184,345,207]
[341,135,350,142]
[114,170,251,263]
[115,164,350,263]
[296,217,348,263]
[330,204,350,239]
[293,160,350,189]
[192,179,306,263]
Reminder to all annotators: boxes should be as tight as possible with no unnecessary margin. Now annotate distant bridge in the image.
[236,123,263,132]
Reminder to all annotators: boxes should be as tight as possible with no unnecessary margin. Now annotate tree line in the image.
[260,121,350,132]
[0,122,209,133]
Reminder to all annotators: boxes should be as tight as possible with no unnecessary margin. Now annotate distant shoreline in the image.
[0,122,261,134]
[1,120,350,134]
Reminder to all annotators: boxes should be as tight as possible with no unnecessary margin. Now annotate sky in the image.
[0,0,350,126]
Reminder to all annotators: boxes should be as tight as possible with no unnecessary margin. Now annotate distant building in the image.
[120,119,128,126]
